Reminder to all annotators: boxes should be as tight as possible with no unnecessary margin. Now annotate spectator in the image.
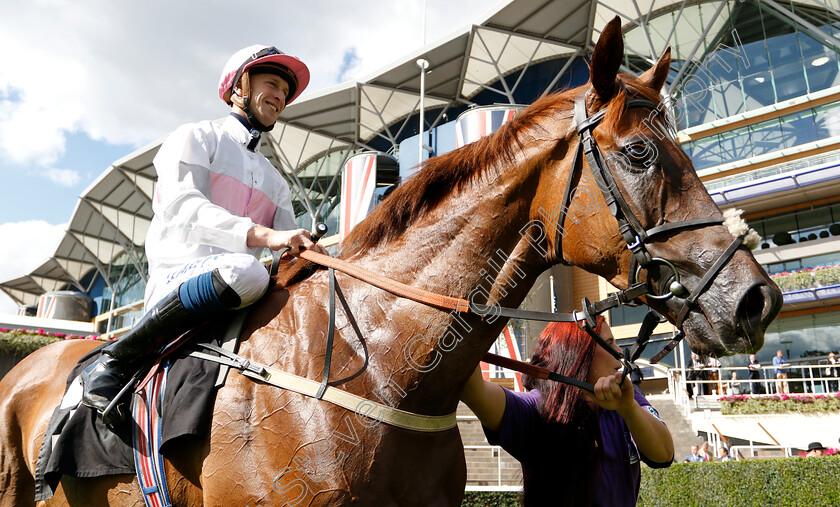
[806,442,826,457]
[826,352,838,392]
[706,356,723,395]
[686,353,705,398]
[719,446,735,462]
[773,350,790,394]
[727,371,741,395]
[699,441,714,462]
[684,445,704,463]
[748,354,763,394]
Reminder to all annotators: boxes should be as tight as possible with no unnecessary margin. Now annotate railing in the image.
[463,444,507,488]
[667,363,838,460]
[669,363,840,417]
[93,300,144,339]
[730,444,793,459]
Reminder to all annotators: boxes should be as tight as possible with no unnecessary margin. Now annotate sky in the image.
[0,0,503,314]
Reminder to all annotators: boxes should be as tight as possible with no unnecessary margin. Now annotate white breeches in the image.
[144,253,269,309]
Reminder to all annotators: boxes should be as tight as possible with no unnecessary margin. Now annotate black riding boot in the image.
[80,269,240,425]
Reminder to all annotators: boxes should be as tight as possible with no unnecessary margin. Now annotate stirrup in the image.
[99,377,136,427]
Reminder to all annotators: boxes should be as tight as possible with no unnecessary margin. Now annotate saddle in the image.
[33,312,244,503]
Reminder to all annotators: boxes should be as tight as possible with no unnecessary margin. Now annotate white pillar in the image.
[417,58,429,165]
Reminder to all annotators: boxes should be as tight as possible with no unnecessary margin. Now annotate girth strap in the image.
[189,346,457,432]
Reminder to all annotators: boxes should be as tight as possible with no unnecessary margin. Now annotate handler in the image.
[461,317,673,506]
[80,45,327,424]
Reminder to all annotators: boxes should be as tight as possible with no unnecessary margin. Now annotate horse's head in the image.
[534,17,782,356]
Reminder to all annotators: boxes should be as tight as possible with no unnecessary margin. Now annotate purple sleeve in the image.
[633,390,673,468]
[482,389,543,464]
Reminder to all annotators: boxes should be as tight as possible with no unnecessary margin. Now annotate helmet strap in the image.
[231,71,274,132]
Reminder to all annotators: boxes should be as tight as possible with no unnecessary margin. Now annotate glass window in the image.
[763,214,798,246]
[680,71,717,126]
[779,109,817,148]
[772,60,809,102]
[796,207,832,241]
[704,44,740,83]
[767,31,800,69]
[805,50,840,91]
[749,118,785,157]
[685,134,729,171]
[608,303,650,327]
[742,70,776,108]
[720,127,753,162]
[740,38,771,74]
[814,101,840,139]
[807,252,840,269]
[711,79,745,117]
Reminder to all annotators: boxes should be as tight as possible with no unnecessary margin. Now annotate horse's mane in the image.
[339,90,576,258]
[273,73,663,288]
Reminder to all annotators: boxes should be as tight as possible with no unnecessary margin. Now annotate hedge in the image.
[718,393,840,414]
[639,456,840,506]
[461,491,522,506]
[0,329,103,358]
[461,456,840,506]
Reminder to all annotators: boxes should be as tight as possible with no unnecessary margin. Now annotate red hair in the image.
[522,316,605,425]
[521,316,606,506]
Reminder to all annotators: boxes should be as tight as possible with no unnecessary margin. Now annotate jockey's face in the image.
[241,71,290,125]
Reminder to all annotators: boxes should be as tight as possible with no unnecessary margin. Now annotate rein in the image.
[235,92,749,427]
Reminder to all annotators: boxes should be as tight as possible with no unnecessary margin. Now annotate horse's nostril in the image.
[737,284,769,336]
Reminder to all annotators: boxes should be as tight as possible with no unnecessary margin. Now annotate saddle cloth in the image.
[34,327,225,502]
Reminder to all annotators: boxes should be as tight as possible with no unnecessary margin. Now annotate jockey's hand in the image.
[247,226,329,257]
[587,370,636,415]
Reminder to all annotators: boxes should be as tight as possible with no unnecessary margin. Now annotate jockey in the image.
[80,45,328,424]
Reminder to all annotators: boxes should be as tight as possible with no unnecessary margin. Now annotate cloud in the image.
[0,220,66,314]
[44,168,81,187]
[0,0,491,169]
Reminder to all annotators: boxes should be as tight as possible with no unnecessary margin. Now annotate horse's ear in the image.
[639,46,672,93]
[590,16,624,101]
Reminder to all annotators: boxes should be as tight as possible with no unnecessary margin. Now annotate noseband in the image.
[554,93,747,361]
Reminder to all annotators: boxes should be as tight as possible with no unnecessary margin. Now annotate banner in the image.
[339,153,378,239]
[455,106,524,148]
[483,325,525,392]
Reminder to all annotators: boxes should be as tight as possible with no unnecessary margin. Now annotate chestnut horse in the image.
[0,18,781,506]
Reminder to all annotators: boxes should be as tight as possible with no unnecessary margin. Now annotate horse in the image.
[0,17,781,506]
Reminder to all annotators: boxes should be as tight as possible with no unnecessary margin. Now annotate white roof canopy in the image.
[0,0,729,305]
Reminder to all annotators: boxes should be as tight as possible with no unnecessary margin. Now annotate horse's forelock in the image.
[601,75,664,135]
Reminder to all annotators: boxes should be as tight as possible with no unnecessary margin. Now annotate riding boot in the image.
[80,269,241,425]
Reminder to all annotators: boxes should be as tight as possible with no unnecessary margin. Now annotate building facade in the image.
[3,0,840,376]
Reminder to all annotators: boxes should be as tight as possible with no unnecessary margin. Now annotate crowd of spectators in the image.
[681,351,840,397]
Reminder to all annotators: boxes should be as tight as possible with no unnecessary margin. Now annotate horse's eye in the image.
[625,142,650,162]
[624,141,657,167]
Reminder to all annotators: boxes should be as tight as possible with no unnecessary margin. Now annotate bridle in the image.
[553,93,747,363]
[247,91,750,405]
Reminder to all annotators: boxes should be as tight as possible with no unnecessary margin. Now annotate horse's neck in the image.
[358,165,546,309]
[351,158,551,413]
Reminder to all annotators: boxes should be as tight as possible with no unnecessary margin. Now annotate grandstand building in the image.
[4,0,840,378]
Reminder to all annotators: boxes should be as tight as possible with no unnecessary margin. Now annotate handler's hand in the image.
[587,370,636,415]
